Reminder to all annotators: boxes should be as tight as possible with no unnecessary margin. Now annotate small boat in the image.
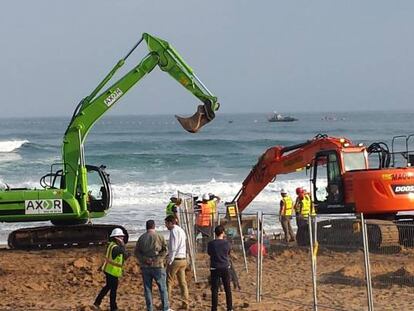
[267,112,298,122]
[321,115,337,121]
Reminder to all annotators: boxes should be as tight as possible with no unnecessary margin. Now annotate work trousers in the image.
[280,216,295,242]
[297,215,309,228]
[142,267,169,311]
[94,272,119,311]
[167,259,189,308]
[211,267,233,311]
[196,225,212,251]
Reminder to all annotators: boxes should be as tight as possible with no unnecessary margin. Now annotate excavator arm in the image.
[233,135,351,212]
[1,33,221,249]
[62,33,220,207]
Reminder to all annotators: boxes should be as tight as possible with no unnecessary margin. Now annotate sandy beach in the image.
[1,242,414,311]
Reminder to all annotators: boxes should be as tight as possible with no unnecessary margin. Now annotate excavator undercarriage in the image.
[297,217,413,251]
[8,224,129,249]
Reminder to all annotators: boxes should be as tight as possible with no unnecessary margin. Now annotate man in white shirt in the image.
[165,215,189,310]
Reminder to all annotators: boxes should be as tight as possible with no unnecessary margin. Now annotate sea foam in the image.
[111,178,310,210]
[0,140,28,153]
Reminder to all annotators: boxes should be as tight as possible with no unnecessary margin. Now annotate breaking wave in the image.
[3,177,309,211]
[0,140,29,153]
[111,178,309,211]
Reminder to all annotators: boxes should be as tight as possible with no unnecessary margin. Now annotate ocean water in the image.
[0,111,413,242]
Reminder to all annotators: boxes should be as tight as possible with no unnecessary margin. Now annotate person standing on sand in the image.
[294,187,304,226]
[165,215,189,310]
[166,196,182,224]
[207,193,221,226]
[94,228,129,311]
[279,188,295,243]
[135,220,170,311]
[195,193,214,251]
[208,225,233,311]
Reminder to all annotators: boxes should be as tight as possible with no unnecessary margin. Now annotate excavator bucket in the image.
[175,105,213,133]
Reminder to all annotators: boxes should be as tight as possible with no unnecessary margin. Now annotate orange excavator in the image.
[232,134,414,248]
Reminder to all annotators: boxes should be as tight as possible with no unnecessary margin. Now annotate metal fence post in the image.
[361,213,374,311]
[235,202,249,273]
[187,206,198,283]
[259,212,264,302]
[178,192,198,283]
[256,211,260,302]
[308,215,318,311]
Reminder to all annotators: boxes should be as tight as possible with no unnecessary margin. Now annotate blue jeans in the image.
[142,267,169,311]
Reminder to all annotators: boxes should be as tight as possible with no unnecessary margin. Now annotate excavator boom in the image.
[63,32,220,219]
[234,135,352,212]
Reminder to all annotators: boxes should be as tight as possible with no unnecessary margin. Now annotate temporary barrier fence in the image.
[178,204,414,310]
[6,209,413,311]
[312,214,368,311]
[363,218,414,311]
[177,191,199,282]
[260,213,315,309]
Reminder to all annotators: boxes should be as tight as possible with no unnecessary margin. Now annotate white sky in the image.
[1,0,413,118]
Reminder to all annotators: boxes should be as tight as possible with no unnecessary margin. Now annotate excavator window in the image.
[314,155,329,202]
[86,165,111,213]
[343,152,366,171]
[313,151,344,207]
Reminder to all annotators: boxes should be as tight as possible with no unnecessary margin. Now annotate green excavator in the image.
[1,33,219,249]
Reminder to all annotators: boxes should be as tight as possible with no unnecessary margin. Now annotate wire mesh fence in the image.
[3,206,414,311]
[364,219,414,311]
[259,213,315,309]
[176,207,414,311]
[313,215,368,311]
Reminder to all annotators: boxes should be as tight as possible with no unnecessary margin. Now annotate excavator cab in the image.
[86,165,112,213]
[312,150,347,213]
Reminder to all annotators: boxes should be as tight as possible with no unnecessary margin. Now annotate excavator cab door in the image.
[312,151,348,214]
[86,165,112,213]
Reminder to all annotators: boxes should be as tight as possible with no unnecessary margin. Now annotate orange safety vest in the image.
[196,203,212,226]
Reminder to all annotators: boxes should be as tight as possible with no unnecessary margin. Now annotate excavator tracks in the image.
[298,218,400,250]
[366,219,400,250]
[8,224,129,249]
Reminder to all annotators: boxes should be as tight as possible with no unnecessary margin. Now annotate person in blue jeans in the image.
[135,220,169,311]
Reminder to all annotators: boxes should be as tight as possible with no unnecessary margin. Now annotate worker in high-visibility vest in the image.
[196,193,214,251]
[300,192,316,217]
[94,228,129,311]
[279,188,295,243]
[298,190,316,230]
[165,196,182,224]
[293,187,304,226]
[207,193,221,226]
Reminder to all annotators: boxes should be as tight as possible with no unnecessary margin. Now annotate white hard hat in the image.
[110,228,125,238]
[280,188,287,194]
[202,193,210,201]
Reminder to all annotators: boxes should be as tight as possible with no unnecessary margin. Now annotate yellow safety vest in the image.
[102,241,124,278]
[208,200,217,214]
[281,196,293,216]
[166,202,175,216]
[301,195,311,217]
[310,196,316,217]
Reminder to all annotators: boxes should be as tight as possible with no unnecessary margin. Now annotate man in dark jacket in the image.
[135,220,169,311]
[208,225,233,311]
[94,228,129,311]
